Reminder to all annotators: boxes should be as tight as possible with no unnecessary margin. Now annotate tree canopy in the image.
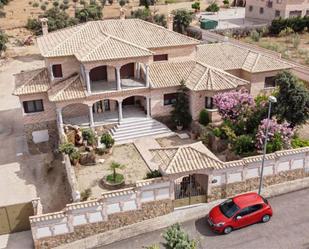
[172,9,193,34]
[275,71,309,127]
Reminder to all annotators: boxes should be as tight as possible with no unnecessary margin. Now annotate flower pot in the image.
[100,175,125,190]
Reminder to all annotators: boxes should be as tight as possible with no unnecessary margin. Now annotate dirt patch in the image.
[240,33,309,66]
[156,135,196,147]
[74,143,150,198]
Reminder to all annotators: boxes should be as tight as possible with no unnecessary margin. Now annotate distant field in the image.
[241,33,309,66]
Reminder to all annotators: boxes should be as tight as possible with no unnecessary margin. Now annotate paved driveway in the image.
[100,188,309,249]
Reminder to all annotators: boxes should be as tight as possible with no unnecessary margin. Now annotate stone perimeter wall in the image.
[29,147,309,248]
[30,178,174,249]
[35,200,173,249]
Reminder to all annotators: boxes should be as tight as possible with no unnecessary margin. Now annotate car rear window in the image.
[219,199,240,218]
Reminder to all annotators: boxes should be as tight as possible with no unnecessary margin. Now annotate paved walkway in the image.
[134,136,162,171]
[0,231,33,249]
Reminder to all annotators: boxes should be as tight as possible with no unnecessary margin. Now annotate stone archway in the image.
[90,66,107,82]
[174,174,209,208]
[120,63,135,79]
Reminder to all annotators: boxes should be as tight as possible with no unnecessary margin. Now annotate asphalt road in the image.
[100,188,309,249]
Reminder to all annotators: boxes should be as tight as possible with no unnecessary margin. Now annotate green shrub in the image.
[69,150,81,163]
[80,188,91,201]
[0,30,8,53]
[250,30,261,42]
[163,223,197,249]
[292,33,300,48]
[269,16,308,35]
[199,109,210,126]
[212,127,222,137]
[75,2,103,22]
[100,133,114,148]
[32,2,39,7]
[106,173,124,183]
[119,0,126,7]
[206,2,219,12]
[145,170,162,179]
[233,135,255,156]
[59,142,76,155]
[191,2,200,11]
[266,132,283,153]
[82,128,96,146]
[40,4,46,10]
[291,137,309,148]
[223,0,229,6]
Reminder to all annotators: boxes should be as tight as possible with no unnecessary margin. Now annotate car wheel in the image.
[223,226,233,234]
[262,214,271,223]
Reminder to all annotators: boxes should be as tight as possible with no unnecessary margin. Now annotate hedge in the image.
[269,16,309,35]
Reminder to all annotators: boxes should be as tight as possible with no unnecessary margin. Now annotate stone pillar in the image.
[145,63,150,88]
[56,107,64,135]
[88,105,94,127]
[116,66,122,90]
[146,96,150,118]
[85,69,91,94]
[167,13,174,31]
[40,18,48,35]
[118,100,123,122]
[136,63,141,79]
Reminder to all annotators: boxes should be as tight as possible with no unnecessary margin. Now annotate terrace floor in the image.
[91,78,146,93]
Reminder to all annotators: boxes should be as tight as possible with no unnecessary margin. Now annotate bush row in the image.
[269,16,309,35]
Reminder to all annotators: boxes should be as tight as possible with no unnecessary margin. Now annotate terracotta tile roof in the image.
[149,60,249,91]
[13,68,51,95]
[150,142,224,175]
[149,61,196,88]
[48,74,86,102]
[37,19,199,61]
[197,43,292,73]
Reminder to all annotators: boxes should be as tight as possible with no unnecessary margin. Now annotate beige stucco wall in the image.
[150,87,179,117]
[45,56,80,83]
[245,0,309,20]
[150,45,196,63]
[19,93,57,125]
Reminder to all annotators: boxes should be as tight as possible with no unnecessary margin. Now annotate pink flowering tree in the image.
[255,118,294,152]
[213,89,255,122]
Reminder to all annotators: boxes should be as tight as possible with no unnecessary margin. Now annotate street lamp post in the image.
[258,95,277,195]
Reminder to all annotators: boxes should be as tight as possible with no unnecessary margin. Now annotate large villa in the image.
[13,18,292,146]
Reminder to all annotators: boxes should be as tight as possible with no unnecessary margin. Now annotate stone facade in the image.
[24,120,58,150]
[34,200,173,249]
[209,168,309,201]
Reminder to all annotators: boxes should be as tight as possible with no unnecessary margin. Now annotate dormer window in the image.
[154,54,168,62]
[52,64,63,78]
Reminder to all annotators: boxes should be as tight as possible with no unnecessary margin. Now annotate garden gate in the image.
[174,174,208,208]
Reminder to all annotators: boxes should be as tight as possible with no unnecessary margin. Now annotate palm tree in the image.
[109,161,125,182]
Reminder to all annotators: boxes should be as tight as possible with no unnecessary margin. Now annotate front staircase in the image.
[110,118,173,143]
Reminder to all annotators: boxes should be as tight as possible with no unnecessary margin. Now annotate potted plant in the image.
[101,162,125,189]
[69,150,81,166]
[100,133,115,154]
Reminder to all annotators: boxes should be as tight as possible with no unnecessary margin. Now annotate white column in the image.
[118,100,123,122]
[56,107,64,135]
[88,105,94,127]
[146,96,150,118]
[85,69,91,94]
[116,66,121,90]
[136,63,141,80]
[145,63,150,88]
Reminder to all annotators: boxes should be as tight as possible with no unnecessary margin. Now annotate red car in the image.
[207,192,273,234]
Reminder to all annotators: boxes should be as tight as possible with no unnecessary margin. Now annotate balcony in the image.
[84,62,149,95]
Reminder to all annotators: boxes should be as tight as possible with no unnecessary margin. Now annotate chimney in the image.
[40,18,48,36]
[167,13,174,31]
[120,7,126,20]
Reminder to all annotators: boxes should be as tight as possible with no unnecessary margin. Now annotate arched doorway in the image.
[90,66,107,82]
[122,95,149,119]
[174,174,208,208]
[92,99,118,124]
[120,63,135,79]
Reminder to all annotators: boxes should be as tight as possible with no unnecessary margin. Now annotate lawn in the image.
[241,33,309,66]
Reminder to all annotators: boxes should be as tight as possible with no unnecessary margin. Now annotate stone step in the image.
[117,119,154,128]
[111,122,165,134]
[112,124,167,136]
[113,129,172,142]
